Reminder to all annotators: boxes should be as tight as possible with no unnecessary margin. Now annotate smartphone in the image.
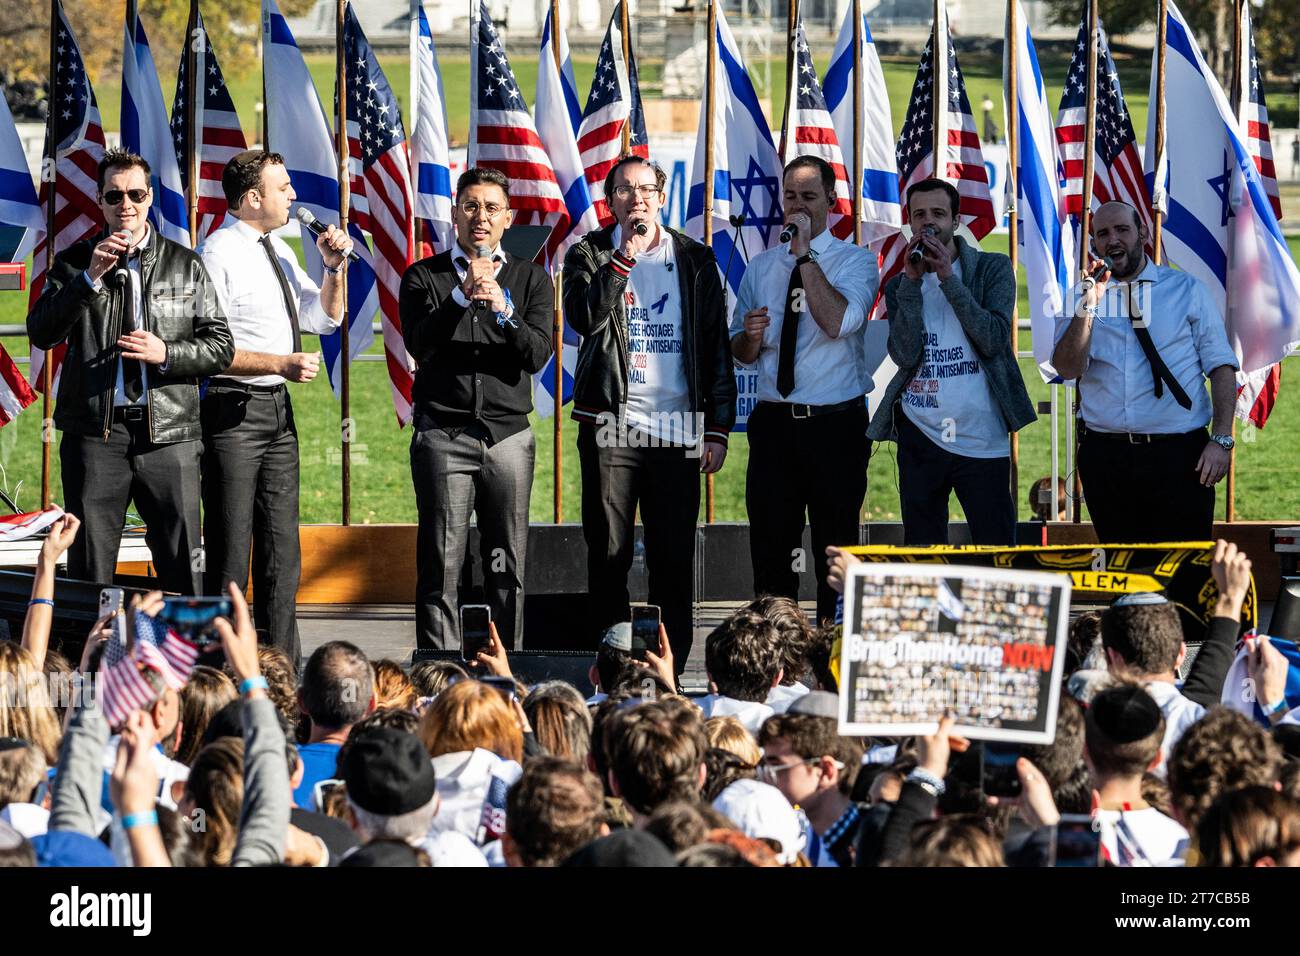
[630,605,661,662]
[1051,814,1102,867]
[479,675,517,702]
[981,742,1023,799]
[460,604,492,663]
[99,587,125,620]
[156,597,232,645]
[313,778,344,813]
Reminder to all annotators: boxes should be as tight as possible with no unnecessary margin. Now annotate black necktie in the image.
[776,261,804,398]
[1126,286,1191,410]
[120,254,144,403]
[260,234,302,354]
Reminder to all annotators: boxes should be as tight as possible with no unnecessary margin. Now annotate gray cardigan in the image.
[50,694,288,867]
[866,235,1036,443]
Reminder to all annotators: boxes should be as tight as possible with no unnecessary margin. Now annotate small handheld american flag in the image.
[100,609,199,729]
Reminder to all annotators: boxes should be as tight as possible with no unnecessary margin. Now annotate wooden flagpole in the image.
[336,0,352,525]
[1006,0,1020,522]
[620,0,632,153]
[703,0,717,524]
[552,0,565,523]
[1071,0,1098,524]
[185,0,200,246]
[779,0,797,160]
[1151,0,1167,264]
[40,0,58,509]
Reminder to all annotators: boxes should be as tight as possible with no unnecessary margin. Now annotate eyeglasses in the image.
[101,188,149,206]
[757,757,845,782]
[611,184,661,200]
[457,200,507,220]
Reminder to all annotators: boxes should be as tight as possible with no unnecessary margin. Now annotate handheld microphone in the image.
[633,221,649,237]
[472,243,493,312]
[779,221,798,245]
[908,225,938,264]
[1080,256,1114,293]
[294,208,361,262]
[110,230,132,288]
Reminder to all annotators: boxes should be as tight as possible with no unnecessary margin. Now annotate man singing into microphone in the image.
[27,149,233,594]
[868,178,1035,546]
[197,150,353,661]
[564,155,735,673]
[399,168,554,651]
[731,155,878,624]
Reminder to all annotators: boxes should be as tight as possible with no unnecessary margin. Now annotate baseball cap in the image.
[338,728,436,816]
[785,690,839,720]
[711,778,805,864]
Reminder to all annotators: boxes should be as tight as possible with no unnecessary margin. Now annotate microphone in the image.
[1080,256,1114,293]
[294,208,361,262]
[908,225,938,264]
[779,221,797,245]
[633,221,649,237]
[110,230,132,289]
[472,243,493,312]
[728,213,746,229]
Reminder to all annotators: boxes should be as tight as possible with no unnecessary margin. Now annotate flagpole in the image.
[261,4,269,149]
[336,0,352,526]
[851,0,863,245]
[551,0,565,523]
[40,0,58,509]
[185,0,200,245]
[932,0,944,170]
[1224,0,1243,524]
[703,0,716,524]
[779,0,797,159]
[1151,0,1167,264]
[620,0,632,154]
[1071,0,1098,525]
[1005,0,1020,524]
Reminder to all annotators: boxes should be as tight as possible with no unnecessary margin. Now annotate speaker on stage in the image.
[410,649,597,694]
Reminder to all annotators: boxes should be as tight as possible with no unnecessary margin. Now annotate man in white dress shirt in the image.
[1052,201,1239,543]
[730,156,878,624]
[198,150,353,661]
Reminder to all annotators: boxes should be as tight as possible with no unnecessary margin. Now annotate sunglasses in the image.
[101,188,149,206]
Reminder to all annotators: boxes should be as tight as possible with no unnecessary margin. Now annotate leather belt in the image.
[111,405,147,423]
[759,397,865,420]
[1078,423,1204,445]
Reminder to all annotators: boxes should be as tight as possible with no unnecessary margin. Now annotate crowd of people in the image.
[1,517,1297,869]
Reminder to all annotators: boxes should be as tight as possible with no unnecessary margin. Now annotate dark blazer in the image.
[866,235,1036,443]
[398,249,554,443]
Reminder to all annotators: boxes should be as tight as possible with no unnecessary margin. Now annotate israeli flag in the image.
[822,6,900,248]
[0,90,41,263]
[411,3,454,255]
[1010,4,1075,383]
[263,0,377,396]
[685,6,784,320]
[121,0,190,246]
[1144,0,1300,386]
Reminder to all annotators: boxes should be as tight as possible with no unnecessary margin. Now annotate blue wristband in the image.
[122,810,158,830]
[28,598,54,608]
[239,676,269,696]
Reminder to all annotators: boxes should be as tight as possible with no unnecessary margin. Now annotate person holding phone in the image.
[399,167,555,651]
[26,149,234,595]
[867,178,1036,546]
[197,150,353,662]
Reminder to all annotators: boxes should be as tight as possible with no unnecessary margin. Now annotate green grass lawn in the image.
[3,234,1299,525]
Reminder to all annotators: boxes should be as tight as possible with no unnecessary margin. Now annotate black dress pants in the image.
[578,423,700,673]
[745,400,871,625]
[60,418,203,596]
[1077,425,1215,543]
[201,383,302,663]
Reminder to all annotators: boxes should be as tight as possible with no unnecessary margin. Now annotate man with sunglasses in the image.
[197,150,353,662]
[563,155,736,675]
[399,168,554,651]
[27,149,233,595]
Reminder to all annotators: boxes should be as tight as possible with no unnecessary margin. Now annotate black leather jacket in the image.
[27,231,234,444]
[562,225,736,444]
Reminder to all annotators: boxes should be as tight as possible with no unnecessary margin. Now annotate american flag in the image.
[781,18,854,240]
[469,1,569,266]
[1055,19,1152,243]
[1236,5,1282,428]
[872,6,995,318]
[28,2,105,394]
[340,5,416,426]
[170,8,248,240]
[99,609,198,729]
[578,3,650,228]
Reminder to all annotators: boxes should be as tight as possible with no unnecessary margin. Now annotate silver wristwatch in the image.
[1210,433,1235,452]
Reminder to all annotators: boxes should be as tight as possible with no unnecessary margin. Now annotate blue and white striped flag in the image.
[262,0,378,397]
[411,3,453,255]
[1144,0,1300,404]
[822,5,899,248]
[0,88,41,263]
[121,0,189,246]
[1011,3,1075,383]
[685,6,784,320]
